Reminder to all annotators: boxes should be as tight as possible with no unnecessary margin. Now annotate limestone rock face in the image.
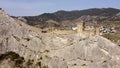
[0,9,120,68]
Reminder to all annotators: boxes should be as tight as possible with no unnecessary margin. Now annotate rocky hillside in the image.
[22,8,120,27]
[1,8,120,68]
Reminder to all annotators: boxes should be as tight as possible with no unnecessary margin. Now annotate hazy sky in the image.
[0,0,119,16]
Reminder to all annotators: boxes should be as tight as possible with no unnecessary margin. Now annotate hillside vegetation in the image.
[22,8,120,26]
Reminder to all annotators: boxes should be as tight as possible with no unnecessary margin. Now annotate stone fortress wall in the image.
[52,30,76,35]
[76,22,100,36]
[43,22,100,36]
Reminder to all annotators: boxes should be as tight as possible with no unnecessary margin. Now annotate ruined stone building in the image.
[76,22,100,36]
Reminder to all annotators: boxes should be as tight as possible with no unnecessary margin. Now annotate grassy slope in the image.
[102,21,120,45]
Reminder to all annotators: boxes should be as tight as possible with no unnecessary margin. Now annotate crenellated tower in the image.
[76,22,84,34]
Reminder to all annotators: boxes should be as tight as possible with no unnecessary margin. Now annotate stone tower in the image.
[76,22,84,33]
[96,28,100,35]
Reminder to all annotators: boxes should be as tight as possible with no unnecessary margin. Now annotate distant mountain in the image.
[22,8,120,28]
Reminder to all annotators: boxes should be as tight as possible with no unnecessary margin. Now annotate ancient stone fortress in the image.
[76,22,99,36]
[42,22,100,37]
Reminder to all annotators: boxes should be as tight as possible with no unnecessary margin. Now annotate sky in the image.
[0,0,120,16]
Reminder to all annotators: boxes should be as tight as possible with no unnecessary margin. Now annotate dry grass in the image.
[103,31,120,45]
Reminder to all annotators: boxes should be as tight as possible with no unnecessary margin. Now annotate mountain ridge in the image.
[21,8,120,28]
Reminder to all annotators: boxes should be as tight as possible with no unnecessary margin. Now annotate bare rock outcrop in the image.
[0,9,120,68]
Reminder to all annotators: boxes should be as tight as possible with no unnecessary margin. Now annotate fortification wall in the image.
[83,29,96,36]
[52,30,76,35]
[28,21,100,36]
[76,22,100,36]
